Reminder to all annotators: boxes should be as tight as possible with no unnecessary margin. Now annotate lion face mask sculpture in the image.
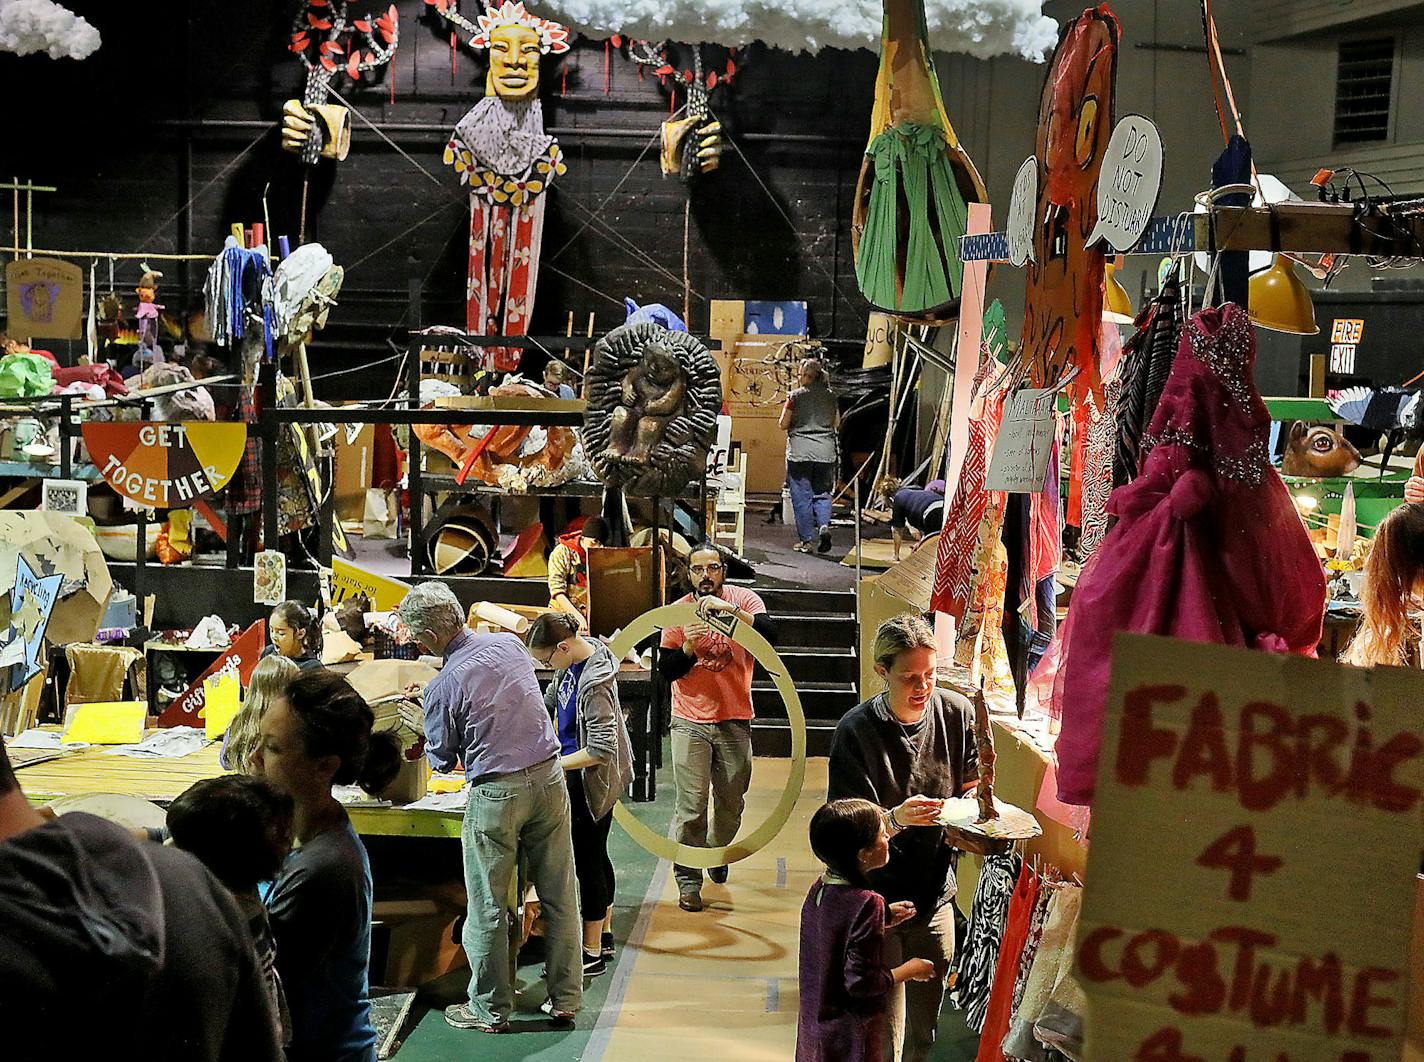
[584,322,722,496]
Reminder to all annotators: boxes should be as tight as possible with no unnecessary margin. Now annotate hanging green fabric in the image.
[857,123,969,315]
[853,0,985,318]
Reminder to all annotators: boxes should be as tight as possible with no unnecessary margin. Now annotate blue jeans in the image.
[786,460,834,542]
[460,755,582,1023]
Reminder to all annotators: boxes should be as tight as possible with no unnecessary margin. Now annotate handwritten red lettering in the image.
[1117,684,1186,786]
[1171,692,1233,792]
[1078,926,1123,983]
[1196,826,1283,902]
[1239,701,1294,810]
[1136,1027,1203,1062]
[1347,968,1400,1038]
[1123,930,1179,986]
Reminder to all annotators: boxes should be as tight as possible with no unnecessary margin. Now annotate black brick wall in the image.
[2,2,878,399]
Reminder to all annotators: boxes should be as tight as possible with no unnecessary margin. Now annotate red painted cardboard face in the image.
[1022,5,1119,396]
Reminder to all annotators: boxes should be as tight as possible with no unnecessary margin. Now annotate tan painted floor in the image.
[595,756,830,1060]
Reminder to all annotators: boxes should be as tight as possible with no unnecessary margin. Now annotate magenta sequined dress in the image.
[1051,304,1326,806]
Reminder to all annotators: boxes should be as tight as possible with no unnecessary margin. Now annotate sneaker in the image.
[708,865,728,884]
[793,541,812,554]
[540,999,577,1023]
[444,1002,508,1032]
[818,526,833,553]
[678,890,704,912]
[582,950,607,977]
[600,932,616,961]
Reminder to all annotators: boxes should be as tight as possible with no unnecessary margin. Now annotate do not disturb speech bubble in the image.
[1005,157,1037,267]
[1089,115,1164,252]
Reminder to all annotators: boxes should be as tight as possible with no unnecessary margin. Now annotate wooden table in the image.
[16,740,467,839]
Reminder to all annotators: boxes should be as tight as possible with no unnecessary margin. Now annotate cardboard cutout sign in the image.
[5,258,83,339]
[11,553,61,688]
[156,621,266,728]
[330,556,410,612]
[1079,633,1423,1061]
[1006,157,1038,267]
[83,422,247,509]
[1088,114,1164,251]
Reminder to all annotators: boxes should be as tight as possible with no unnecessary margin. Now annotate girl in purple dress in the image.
[797,799,936,1062]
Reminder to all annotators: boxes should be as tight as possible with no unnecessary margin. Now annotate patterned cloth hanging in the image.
[974,860,1042,1062]
[955,851,1019,1032]
[931,360,1005,621]
[1078,374,1119,557]
[1113,264,1183,489]
[1002,884,1083,1061]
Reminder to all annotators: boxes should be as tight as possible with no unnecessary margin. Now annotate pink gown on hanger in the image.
[1052,303,1326,806]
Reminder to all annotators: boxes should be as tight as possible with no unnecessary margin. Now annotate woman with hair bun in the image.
[253,669,400,1062]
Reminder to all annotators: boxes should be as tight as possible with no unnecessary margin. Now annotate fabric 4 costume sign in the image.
[82,422,246,508]
[1078,634,1422,1062]
[432,0,569,371]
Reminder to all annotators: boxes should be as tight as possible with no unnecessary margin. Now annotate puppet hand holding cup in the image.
[281,100,352,161]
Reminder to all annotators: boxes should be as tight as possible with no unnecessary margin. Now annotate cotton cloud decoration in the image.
[0,0,101,59]
[539,0,1057,60]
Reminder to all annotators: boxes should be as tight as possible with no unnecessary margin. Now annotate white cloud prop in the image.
[541,0,1057,61]
[0,0,101,60]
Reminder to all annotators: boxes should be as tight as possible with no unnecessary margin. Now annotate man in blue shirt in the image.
[399,582,582,1032]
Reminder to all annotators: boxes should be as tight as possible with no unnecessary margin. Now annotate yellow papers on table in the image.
[62,701,146,745]
[203,670,242,739]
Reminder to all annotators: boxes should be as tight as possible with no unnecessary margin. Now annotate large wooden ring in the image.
[609,600,807,869]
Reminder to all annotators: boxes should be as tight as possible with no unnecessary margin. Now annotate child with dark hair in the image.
[264,601,325,671]
[797,799,936,1062]
[253,669,401,1062]
[168,775,296,1046]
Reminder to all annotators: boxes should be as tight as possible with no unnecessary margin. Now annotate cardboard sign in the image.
[1006,157,1038,266]
[1089,115,1165,252]
[5,258,83,339]
[156,621,266,728]
[202,670,242,739]
[1079,634,1424,1062]
[985,388,1056,493]
[330,556,410,612]
[82,422,247,508]
[706,414,733,479]
[11,553,62,687]
[1330,318,1364,375]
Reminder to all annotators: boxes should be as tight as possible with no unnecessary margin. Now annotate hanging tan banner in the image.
[6,258,83,339]
[1079,633,1424,1061]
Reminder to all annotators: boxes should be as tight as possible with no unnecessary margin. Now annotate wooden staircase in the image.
[750,586,860,757]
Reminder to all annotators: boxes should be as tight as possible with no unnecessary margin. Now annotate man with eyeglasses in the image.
[658,545,778,911]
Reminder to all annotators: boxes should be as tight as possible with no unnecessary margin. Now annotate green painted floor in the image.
[387,751,981,1061]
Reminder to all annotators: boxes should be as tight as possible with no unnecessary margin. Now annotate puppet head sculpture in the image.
[1022,5,1119,397]
[414,380,587,493]
[584,322,721,496]
[1282,422,1363,478]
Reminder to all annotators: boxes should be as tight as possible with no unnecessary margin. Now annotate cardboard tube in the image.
[473,601,529,634]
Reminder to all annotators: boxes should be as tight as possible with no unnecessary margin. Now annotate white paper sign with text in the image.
[985,387,1056,493]
[1089,115,1164,252]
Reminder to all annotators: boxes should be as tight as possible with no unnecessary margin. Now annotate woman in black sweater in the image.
[827,613,978,1062]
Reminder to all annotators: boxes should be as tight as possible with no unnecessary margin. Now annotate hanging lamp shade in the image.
[1102,261,1134,324]
[1248,255,1319,335]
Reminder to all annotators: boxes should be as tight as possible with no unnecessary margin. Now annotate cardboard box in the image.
[333,423,375,523]
[728,411,787,495]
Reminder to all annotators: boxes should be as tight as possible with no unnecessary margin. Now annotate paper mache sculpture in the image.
[414,380,588,493]
[583,322,721,496]
[284,1,399,163]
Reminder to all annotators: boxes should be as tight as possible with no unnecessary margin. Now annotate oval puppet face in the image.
[487,25,542,99]
[1282,422,1363,478]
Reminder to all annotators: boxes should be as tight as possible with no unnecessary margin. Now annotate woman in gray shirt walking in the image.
[779,357,840,554]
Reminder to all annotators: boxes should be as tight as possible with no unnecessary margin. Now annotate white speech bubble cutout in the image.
[1088,115,1164,252]
[1005,157,1037,267]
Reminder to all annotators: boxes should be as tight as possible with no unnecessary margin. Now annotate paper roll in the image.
[472,601,529,634]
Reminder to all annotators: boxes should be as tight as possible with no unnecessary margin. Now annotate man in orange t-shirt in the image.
[659,546,778,911]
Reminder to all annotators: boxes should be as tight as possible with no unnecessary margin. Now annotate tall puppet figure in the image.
[1022,5,1119,397]
[436,0,569,371]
